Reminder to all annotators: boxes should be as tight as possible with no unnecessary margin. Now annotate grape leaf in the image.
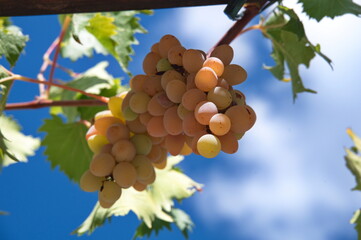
[73,156,202,236]
[0,67,12,114]
[61,11,151,74]
[262,6,332,100]
[345,129,361,191]
[298,0,361,21]
[38,115,92,182]
[350,209,361,239]
[0,17,28,67]
[0,114,40,169]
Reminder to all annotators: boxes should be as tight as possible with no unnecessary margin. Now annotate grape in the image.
[195,67,218,92]
[207,86,232,110]
[132,155,154,181]
[147,93,167,116]
[165,134,185,156]
[156,58,173,72]
[99,181,122,203]
[153,157,167,170]
[245,105,257,130]
[218,132,238,154]
[197,134,221,158]
[79,170,103,192]
[121,91,134,112]
[122,106,138,121]
[113,162,137,188]
[231,89,246,105]
[225,105,250,133]
[194,101,218,125]
[99,143,113,154]
[133,181,147,192]
[210,44,234,66]
[182,49,205,73]
[163,106,183,135]
[87,134,109,153]
[126,117,147,134]
[161,69,184,90]
[191,131,207,155]
[129,91,151,114]
[86,125,98,140]
[108,96,125,120]
[155,91,175,108]
[139,112,153,126]
[149,136,164,145]
[203,57,224,76]
[168,45,186,66]
[177,103,191,120]
[130,75,148,93]
[221,64,247,86]
[95,110,113,121]
[166,80,186,103]
[138,167,156,185]
[90,153,116,177]
[183,112,206,136]
[159,34,181,58]
[179,142,192,156]
[98,196,115,209]
[186,73,197,90]
[94,117,123,136]
[147,144,162,163]
[106,123,130,144]
[234,132,245,140]
[143,75,162,96]
[209,113,231,136]
[217,78,230,89]
[151,42,160,54]
[143,52,161,75]
[112,139,136,162]
[130,134,152,155]
[182,88,207,111]
[147,116,168,137]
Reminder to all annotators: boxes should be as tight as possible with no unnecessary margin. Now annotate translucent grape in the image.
[129,91,151,114]
[195,67,218,92]
[217,78,230,89]
[86,125,98,140]
[106,123,130,144]
[153,156,167,170]
[163,106,183,135]
[197,134,221,158]
[155,91,175,108]
[210,44,234,66]
[87,134,109,153]
[194,101,218,125]
[143,52,161,75]
[143,75,162,96]
[149,136,164,145]
[79,170,103,192]
[108,96,125,120]
[179,142,192,156]
[209,113,231,136]
[245,105,257,130]
[94,110,113,121]
[147,144,162,163]
[130,74,148,93]
[183,112,206,136]
[225,105,250,133]
[94,117,123,136]
[111,139,136,162]
[231,89,246,105]
[138,167,156,185]
[159,34,181,58]
[122,106,138,121]
[99,144,113,154]
[147,93,167,116]
[147,116,168,137]
[130,134,153,155]
[161,69,184,90]
[166,80,186,104]
[156,58,173,72]
[177,103,191,120]
[99,181,122,203]
[191,131,207,155]
[113,162,137,188]
[151,42,160,54]
[182,88,207,111]
[139,112,153,126]
[186,73,197,90]
[207,86,232,110]
[182,49,205,73]
[218,132,239,154]
[165,134,185,156]
[132,155,154,181]
[221,64,247,86]
[89,153,116,177]
[126,117,147,134]
[203,57,224,76]
[121,91,134,112]
[98,196,115,209]
[133,181,147,192]
[168,45,186,66]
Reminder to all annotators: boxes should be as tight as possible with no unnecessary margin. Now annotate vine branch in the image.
[5,99,107,110]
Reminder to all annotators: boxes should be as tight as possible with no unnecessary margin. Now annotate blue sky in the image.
[1,1,361,239]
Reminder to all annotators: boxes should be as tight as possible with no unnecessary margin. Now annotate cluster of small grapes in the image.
[123,34,256,159]
[80,94,168,208]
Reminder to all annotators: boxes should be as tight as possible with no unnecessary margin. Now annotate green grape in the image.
[79,170,103,192]
[130,134,152,155]
[161,69,184,90]
[106,123,130,144]
[163,106,183,135]
[129,91,151,114]
[168,45,186,66]
[197,134,221,158]
[221,64,247,86]
[99,181,122,204]
[203,57,224,76]
[207,86,232,110]
[126,117,147,134]
[143,75,162,97]
[218,132,239,154]
[131,155,154,181]
[225,105,250,133]
[94,117,123,136]
[147,93,167,116]
[113,162,137,188]
[182,49,205,73]
[166,80,186,104]
[111,139,136,162]
[158,34,181,58]
[143,52,161,75]
[165,134,185,156]
[183,112,206,137]
[89,153,116,177]
[108,96,125,121]
[209,113,231,136]
[182,88,207,111]
[87,134,109,153]
[130,74,148,92]
[210,44,234,66]
[156,58,173,72]
[195,67,218,92]
[122,106,138,121]
[147,116,168,137]
[194,101,218,125]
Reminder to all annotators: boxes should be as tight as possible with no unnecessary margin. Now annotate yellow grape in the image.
[143,75,162,97]
[143,52,161,75]
[113,162,137,188]
[99,181,122,203]
[89,153,116,177]
[161,69,184,90]
[94,117,123,136]
[132,155,154,181]
[168,45,186,66]
[165,134,185,156]
[195,67,218,92]
[179,142,192,156]
[147,93,167,116]
[159,34,181,58]
[197,134,221,158]
[79,170,103,192]
[186,73,197,90]
[87,134,109,153]
[122,106,138,121]
[139,112,153,126]
[207,86,232,110]
[151,42,160,54]
[94,110,113,121]
[153,156,167,170]
[163,106,183,135]
[209,113,231,136]
[156,58,173,72]
[194,101,218,125]
[191,131,207,155]
[147,144,162,163]
[86,125,98,140]
[218,132,239,154]
[126,117,147,134]
[225,105,250,133]
[166,80,186,104]
[106,123,130,144]
[107,96,125,120]
[147,116,168,137]
[177,103,191,120]
[203,57,224,76]
[111,139,136,162]
[221,64,247,86]
[183,112,206,137]
[130,74,148,93]
[129,91,151,114]
[133,181,147,192]
[210,44,234,66]
[182,88,207,111]
[182,49,205,73]
[130,134,153,155]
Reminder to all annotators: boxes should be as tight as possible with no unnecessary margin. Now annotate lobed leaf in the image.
[345,129,361,191]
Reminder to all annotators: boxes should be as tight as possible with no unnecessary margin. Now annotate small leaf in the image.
[38,115,92,182]
[345,129,361,191]
[350,209,361,239]
[133,218,172,240]
[0,67,12,114]
[298,0,361,21]
[170,208,194,239]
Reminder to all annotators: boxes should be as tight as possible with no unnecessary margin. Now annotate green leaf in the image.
[345,129,361,191]
[263,6,332,100]
[0,67,12,114]
[350,209,361,239]
[298,0,361,21]
[38,115,92,182]
[0,20,28,67]
[0,114,40,169]
[73,156,202,236]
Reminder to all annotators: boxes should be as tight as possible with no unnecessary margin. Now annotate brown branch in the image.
[5,99,107,110]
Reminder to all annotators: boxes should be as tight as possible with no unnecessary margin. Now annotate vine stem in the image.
[5,99,106,110]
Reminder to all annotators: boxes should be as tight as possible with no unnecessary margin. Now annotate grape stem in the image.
[5,99,106,110]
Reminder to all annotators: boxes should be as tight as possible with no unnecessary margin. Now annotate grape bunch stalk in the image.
[79,34,256,208]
